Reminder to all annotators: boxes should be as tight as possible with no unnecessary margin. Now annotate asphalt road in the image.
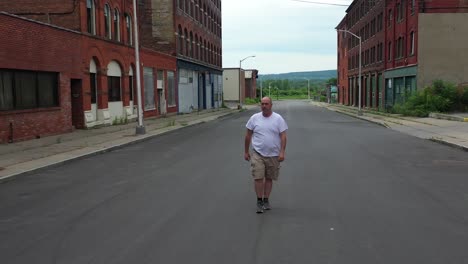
[1,100,468,264]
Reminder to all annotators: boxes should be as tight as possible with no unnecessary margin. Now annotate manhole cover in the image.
[0,167,4,171]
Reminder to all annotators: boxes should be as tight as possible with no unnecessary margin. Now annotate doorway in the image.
[71,79,83,129]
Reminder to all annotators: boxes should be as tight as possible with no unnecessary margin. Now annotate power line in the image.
[290,0,350,7]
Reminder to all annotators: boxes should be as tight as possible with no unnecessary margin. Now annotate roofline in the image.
[0,11,80,34]
[345,0,359,13]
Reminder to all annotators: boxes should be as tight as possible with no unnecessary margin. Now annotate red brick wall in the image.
[0,0,81,30]
[386,0,419,70]
[0,13,81,143]
[140,48,178,116]
[336,18,349,105]
[175,0,222,69]
[422,0,468,13]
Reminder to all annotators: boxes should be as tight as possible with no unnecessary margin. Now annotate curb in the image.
[429,112,468,122]
[328,108,390,128]
[428,138,468,152]
[0,111,237,184]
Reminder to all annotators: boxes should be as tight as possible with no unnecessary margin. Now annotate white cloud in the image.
[222,0,351,73]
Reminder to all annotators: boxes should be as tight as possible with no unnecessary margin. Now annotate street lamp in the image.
[337,29,362,116]
[302,78,310,100]
[239,55,255,108]
[133,0,145,134]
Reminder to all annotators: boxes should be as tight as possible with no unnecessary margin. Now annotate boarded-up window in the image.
[167,71,176,106]
[144,67,155,110]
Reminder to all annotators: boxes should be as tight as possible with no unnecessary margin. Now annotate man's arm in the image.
[278,131,287,162]
[244,129,253,161]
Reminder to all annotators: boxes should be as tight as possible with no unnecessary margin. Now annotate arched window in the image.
[189,0,193,17]
[200,39,204,61]
[107,61,122,102]
[195,0,199,21]
[129,66,134,101]
[184,29,189,56]
[104,4,111,39]
[210,43,213,64]
[90,59,98,104]
[195,34,199,60]
[209,9,212,33]
[204,40,207,62]
[125,14,132,45]
[203,4,206,27]
[114,9,120,41]
[189,31,194,57]
[178,25,183,55]
[86,0,96,34]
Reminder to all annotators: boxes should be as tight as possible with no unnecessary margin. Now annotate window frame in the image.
[86,0,96,35]
[104,4,112,39]
[0,69,59,111]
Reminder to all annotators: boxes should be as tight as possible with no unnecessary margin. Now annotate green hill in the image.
[259,70,336,81]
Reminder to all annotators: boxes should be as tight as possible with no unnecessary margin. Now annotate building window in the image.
[185,29,189,56]
[388,41,392,61]
[195,35,199,59]
[0,70,59,111]
[410,31,415,55]
[178,26,183,55]
[86,0,96,34]
[129,75,134,101]
[104,4,111,39]
[401,0,406,21]
[90,73,97,104]
[114,9,120,41]
[125,14,132,45]
[388,9,392,27]
[411,0,416,14]
[107,77,121,101]
[178,0,183,10]
[167,71,176,106]
[189,31,193,57]
[190,0,194,17]
[143,67,155,110]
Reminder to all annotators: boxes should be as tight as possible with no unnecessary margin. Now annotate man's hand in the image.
[244,152,251,161]
[278,152,285,162]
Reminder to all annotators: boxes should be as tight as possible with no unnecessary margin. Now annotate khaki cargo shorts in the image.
[250,151,281,181]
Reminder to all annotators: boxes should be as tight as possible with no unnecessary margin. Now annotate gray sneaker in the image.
[263,200,271,210]
[256,201,264,214]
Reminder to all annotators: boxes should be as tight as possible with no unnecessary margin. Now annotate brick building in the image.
[336,0,386,109]
[0,0,183,143]
[336,0,468,110]
[174,0,223,113]
[244,69,259,99]
[336,17,349,105]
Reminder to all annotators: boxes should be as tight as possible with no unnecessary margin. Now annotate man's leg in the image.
[263,178,273,198]
[254,179,264,213]
[262,179,273,210]
[254,179,264,198]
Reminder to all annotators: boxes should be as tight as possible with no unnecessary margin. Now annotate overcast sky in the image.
[222,0,352,74]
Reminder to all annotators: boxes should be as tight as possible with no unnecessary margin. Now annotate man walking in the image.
[244,97,288,213]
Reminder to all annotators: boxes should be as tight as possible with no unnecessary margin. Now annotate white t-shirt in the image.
[246,112,288,157]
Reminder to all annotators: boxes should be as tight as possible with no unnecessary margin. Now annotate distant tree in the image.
[327,78,337,86]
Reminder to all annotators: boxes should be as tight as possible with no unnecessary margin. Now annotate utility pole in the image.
[133,0,145,134]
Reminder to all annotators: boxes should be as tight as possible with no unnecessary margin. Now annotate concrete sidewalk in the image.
[0,107,256,182]
[311,101,468,152]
